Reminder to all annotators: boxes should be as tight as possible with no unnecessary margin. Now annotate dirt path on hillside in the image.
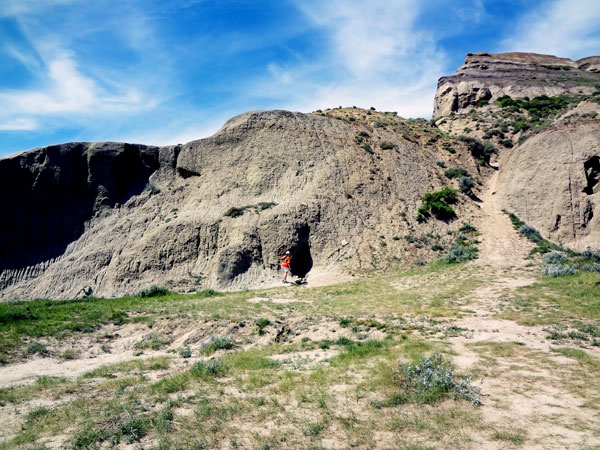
[475,152,535,269]
[446,153,600,448]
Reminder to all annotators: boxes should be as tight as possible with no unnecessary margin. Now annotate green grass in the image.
[553,348,600,372]
[499,271,600,325]
[1,253,599,448]
[83,356,171,378]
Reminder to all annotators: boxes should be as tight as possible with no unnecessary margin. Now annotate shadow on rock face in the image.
[0,143,160,273]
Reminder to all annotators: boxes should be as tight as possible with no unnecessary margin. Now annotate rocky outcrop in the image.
[0,110,482,300]
[496,120,600,251]
[433,52,600,117]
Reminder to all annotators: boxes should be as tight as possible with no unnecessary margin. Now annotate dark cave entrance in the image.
[290,241,313,278]
[583,156,600,195]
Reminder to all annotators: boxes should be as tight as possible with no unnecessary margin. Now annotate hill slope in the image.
[0,110,484,300]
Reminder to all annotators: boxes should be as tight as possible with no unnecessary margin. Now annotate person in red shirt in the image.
[280,250,291,283]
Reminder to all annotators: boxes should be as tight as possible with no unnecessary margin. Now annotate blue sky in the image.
[1,0,599,156]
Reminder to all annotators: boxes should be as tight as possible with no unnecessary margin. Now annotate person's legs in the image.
[282,267,289,282]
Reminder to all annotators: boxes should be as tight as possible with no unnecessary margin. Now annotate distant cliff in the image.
[434,52,600,251]
[433,52,600,118]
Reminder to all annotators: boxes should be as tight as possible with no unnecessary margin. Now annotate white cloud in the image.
[0,117,38,131]
[0,52,150,116]
[245,0,447,118]
[501,0,600,59]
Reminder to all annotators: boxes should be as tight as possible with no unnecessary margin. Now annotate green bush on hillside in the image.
[458,135,495,165]
[417,187,458,222]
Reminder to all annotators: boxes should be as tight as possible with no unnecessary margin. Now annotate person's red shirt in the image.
[281,255,291,268]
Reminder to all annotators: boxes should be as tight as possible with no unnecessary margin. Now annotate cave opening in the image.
[290,241,313,278]
[583,156,600,195]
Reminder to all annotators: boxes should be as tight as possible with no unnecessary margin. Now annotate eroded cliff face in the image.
[433,52,600,118]
[496,120,600,251]
[433,51,600,252]
[0,109,483,300]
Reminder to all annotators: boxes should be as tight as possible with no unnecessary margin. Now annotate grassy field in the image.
[0,262,599,449]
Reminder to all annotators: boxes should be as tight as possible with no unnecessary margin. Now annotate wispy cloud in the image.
[0,0,167,134]
[0,117,38,131]
[243,0,448,117]
[501,0,600,59]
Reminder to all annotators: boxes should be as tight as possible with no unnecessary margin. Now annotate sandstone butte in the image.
[1,51,599,300]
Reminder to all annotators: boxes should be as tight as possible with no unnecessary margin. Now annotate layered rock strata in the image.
[434,52,600,117]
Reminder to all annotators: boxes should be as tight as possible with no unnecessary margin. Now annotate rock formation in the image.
[496,119,600,251]
[2,51,599,301]
[434,51,600,251]
[433,52,600,117]
[0,110,481,300]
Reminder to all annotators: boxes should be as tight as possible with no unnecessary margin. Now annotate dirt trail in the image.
[475,151,535,269]
[447,152,600,448]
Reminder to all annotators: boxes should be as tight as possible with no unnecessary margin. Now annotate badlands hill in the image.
[1,51,599,300]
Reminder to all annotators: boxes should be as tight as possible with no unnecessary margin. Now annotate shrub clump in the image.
[458,221,477,233]
[439,244,478,263]
[542,251,568,265]
[582,248,600,262]
[416,187,458,222]
[458,135,495,165]
[444,167,469,179]
[541,264,578,277]
[135,285,170,298]
[458,175,476,196]
[191,359,226,377]
[581,263,600,273]
[393,354,483,405]
[379,141,395,150]
[201,335,234,354]
[519,224,542,243]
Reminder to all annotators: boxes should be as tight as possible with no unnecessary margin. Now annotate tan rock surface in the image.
[0,110,480,300]
[434,52,600,118]
[496,121,600,251]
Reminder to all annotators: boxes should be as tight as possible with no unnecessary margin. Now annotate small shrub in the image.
[257,202,277,210]
[458,175,476,195]
[61,349,78,360]
[373,120,386,128]
[223,207,245,218]
[541,264,578,277]
[191,359,226,377]
[363,143,374,154]
[443,144,456,154]
[439,244,478,263]
[201,335,234,354]
[431,244,444,251]
[379,141,395,150]
[459,221,477,233]
[135,332,170,350]
[393,354,483,405]
[519,225,542,243]
[417,187,458,222]
[444,167,469,179]
[458,135,495,165]
[135,285,170,298]
[196,289,223,298]
[179,347,192,358]
[542,251,567,265]
[26,342,48,355]
[436,160,446,168]
[581,263,600,273]
[582,248,600,262]
[256,318,271,335]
